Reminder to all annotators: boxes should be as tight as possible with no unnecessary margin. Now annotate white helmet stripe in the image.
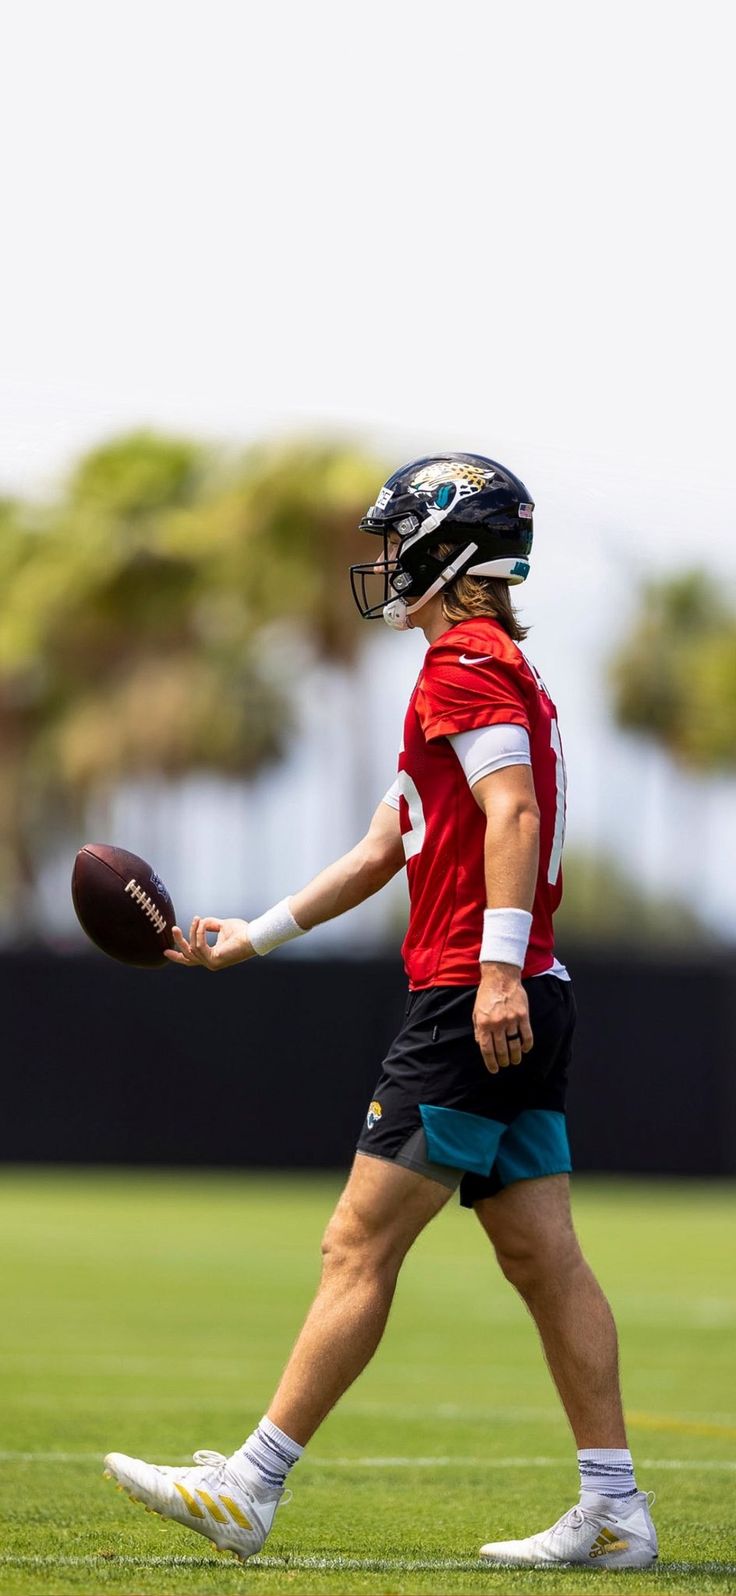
[466,556,530,584]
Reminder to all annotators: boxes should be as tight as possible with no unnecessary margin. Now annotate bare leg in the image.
[268,1153,452,1445]
[475,1175,627,1448]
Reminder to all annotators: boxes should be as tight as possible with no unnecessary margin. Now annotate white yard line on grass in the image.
[0,1451,735,1470]
[1,1555,736,1576]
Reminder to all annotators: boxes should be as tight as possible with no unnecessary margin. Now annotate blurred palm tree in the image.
[610,571,736,770]
[0,432,383,931]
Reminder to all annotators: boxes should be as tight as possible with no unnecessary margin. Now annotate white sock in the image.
[578,1447,637,1502]
[237,1415,304,1491]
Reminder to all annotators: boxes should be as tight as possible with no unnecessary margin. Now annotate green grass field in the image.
[1,1170,734,1596]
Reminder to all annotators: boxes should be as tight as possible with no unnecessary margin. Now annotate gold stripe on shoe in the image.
[590,1527,630,1558]
[219,1494,253,1530]
[196,1489,228,1523]
[174,1482,205,1518]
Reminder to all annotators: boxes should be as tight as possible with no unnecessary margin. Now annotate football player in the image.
[105,454,657,1569]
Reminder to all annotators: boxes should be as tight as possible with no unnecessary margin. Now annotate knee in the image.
[320,1201,398,1282]
[494,1226,583,1300]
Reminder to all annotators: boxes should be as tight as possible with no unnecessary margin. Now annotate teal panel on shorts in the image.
[495,1108,572,1188]
[419,1103,505,1176]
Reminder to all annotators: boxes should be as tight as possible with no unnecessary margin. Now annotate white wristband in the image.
[479,907,532,967]
[247,897,307,956]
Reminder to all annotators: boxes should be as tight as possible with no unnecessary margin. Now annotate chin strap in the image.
[383,542,479,630]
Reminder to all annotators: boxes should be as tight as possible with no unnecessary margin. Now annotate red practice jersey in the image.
[396,617,567,988]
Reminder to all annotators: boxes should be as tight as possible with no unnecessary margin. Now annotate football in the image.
[72,844,176,968]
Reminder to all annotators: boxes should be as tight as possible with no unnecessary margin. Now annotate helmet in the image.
[350,452,534,630]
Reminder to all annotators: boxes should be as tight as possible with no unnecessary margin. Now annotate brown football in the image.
[72,844,176,967]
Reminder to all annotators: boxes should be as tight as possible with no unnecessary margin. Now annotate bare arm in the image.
[476,761,539,909]
[166,799,405,970]
[470,763,540,1073]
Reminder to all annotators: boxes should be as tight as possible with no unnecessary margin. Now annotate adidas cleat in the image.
[479,1490,658,1568]
[104,1447,286,1562]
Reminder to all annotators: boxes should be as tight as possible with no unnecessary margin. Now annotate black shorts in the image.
[356,975,576,1206]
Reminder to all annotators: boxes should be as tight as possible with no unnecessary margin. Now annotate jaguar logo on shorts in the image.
[366,1100,382,1130]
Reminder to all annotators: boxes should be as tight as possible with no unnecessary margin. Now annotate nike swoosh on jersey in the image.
[458,653,496,665]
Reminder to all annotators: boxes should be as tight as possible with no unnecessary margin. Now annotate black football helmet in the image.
[350,453,534,629]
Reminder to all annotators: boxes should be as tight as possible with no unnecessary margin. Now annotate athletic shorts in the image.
[355,975,576,1206]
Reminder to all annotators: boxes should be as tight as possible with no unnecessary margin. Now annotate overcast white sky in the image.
[2,0,734,498]
[3,0,736,933]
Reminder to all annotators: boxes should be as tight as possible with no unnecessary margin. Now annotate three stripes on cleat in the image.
[105,1468,253,1534]
[173,1479,253,1529]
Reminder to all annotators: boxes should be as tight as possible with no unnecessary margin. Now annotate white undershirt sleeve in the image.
[381,778,401,810]
[449,722,531,787]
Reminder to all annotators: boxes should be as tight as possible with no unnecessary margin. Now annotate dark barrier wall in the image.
[1,951,734,1175]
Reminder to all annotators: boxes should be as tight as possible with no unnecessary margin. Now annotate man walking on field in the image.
[106,453,658,1569]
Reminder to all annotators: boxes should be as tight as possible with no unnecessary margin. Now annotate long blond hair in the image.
[434,543,529,641]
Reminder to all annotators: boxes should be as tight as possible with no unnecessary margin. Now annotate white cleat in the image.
[104,1447,286,1562]
[479,1490,658,1569]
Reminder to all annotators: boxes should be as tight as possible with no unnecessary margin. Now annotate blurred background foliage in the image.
[1,432,733,944]
[610,572,736,771]
[0,432,381,928]
[554,851,716,951]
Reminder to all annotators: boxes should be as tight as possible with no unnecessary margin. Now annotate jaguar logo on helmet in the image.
[409,460,494,497]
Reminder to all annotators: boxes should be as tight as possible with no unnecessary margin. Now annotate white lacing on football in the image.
[125,878,167,935]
